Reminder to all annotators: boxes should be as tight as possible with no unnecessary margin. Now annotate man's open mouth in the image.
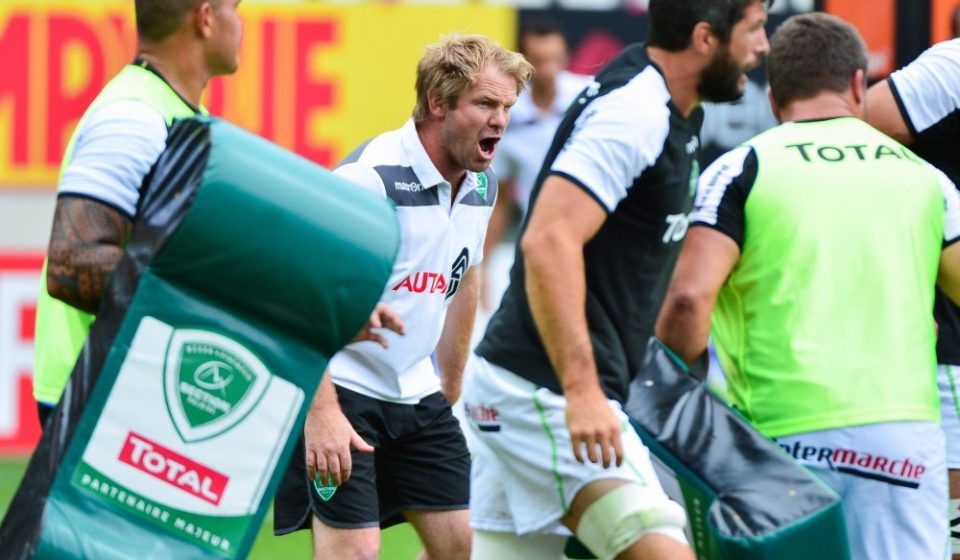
[479,137,499,156]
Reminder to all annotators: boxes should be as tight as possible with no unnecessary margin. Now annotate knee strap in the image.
[575,483,688,560]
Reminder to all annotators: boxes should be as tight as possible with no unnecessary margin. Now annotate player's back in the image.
[702,117,948,437]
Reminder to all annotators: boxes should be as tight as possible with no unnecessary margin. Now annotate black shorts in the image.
[274,386,470,532]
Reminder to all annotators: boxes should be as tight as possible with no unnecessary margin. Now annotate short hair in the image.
[413,34,534,123]
[519,16,567,52]
[767,12,867,108]
[135,0,208,43]
[648,0,773,51]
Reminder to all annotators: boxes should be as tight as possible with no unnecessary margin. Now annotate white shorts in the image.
[775,422,948,560]
[462,356,676,536]
[939,364,960,469]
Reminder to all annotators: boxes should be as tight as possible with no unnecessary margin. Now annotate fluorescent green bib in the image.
[714,118,943,437]
[34,65,202,405]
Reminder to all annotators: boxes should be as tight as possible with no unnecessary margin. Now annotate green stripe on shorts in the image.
[532,390,568,514]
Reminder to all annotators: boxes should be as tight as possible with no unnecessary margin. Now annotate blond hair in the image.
[413,34,533,123]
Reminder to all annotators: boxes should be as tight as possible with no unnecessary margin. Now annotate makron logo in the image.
[164,329,271,443]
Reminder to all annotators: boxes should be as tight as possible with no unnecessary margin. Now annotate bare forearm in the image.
[46,197,132,313]
[310,372,340,414]
[655,295,712,364]
[522,231,599,394]
[435,268,480,397]
[655,227,741,364]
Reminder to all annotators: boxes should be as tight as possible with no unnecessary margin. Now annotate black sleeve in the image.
[690,146,757,247]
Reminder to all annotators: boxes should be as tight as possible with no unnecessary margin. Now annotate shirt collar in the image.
[400,119,446,190]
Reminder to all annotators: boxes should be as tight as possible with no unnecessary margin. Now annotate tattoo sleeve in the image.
[45,197,133,314]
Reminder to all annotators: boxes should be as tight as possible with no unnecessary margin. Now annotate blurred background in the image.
[0,0,957,556]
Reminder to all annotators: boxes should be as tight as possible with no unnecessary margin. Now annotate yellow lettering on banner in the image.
[0,2,515,187]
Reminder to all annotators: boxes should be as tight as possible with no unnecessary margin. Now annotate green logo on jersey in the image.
[476,173,488,201]
[689,159,700,197]
[313,478,338,501]
[164,328,270,443]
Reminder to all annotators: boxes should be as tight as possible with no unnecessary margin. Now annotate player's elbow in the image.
[520,225,572,266]
[660,284,713,325]
[46,275,69,303]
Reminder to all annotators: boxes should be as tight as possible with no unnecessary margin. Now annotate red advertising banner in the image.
[823,0,896,79]
[0,254,43,455]
[932,0,959,44]
[0,2,515,187]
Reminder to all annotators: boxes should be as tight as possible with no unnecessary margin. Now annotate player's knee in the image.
[312,540,379,560]
[575,483,688,560]
[423,523,471,560]
[311,520,380,560]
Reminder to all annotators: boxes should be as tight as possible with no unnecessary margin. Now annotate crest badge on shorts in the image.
[314,478,338,501]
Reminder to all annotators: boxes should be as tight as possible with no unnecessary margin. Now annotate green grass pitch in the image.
[0,457,421,559]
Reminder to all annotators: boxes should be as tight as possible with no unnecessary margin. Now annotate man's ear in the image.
[193,1,215,38]
[767,87,782,123]
[851,68,866,106]
[690,21,717,57]
[427,91,448,119]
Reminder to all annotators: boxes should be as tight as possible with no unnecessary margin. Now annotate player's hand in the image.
[304,406,374,486]
[351,303,405,348]
[565,389,624,468]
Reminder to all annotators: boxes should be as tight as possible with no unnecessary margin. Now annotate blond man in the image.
[274,35,532,560]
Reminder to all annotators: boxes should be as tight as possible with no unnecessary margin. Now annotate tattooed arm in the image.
[45,197,133,314]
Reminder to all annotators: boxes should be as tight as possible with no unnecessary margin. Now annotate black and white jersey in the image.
[889,38,960,364]
[332,119,496,403]
[476,44,703,403]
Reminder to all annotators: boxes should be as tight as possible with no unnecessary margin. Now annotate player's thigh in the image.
[273,428,382,535]
[311,513,381,560]
[463,358,671,535]
[381,392,471,511]
[274,430,314,535]
[306,388,386,528]
[405,509,472,559]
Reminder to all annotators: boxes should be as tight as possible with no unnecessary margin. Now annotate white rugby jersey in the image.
[888,38,960,365]
[331,119,497,403]
[477,44,703,403]
[889,38,960,140]
[494,70,591,215]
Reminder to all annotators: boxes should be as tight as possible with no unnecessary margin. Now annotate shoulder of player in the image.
[557,70,593,101]
[581,68,672,148]
[923,37,960,61]
[332,161,386,195]
[700,145,756,186]
[340,128,405,167]
[893,38,960,88]
[598,65,670,121]
[79,99,168,140]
